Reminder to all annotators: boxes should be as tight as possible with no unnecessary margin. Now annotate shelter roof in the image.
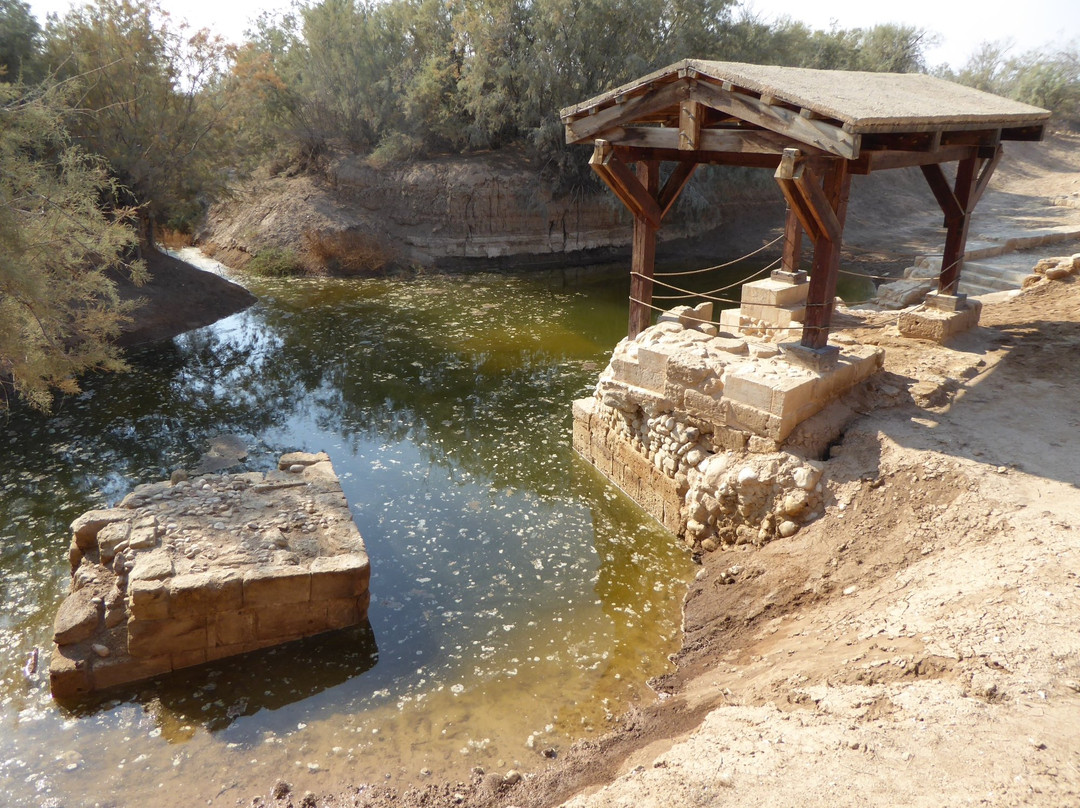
[561,60,1050,163]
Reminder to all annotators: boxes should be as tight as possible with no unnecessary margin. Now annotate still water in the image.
[0,252,766,806]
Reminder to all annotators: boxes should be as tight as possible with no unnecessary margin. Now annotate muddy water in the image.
[0,252,753,807]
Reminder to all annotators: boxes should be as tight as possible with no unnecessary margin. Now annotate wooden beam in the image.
[775,150,823,242]
[970,144,1003,208]
[920,163,965,224]
[850,144,979,174]
[611,145,783,169]
[940,128,1002,147]
[774,148,841,243]
[691,81,861,159]
[589,140,662,228]
[603,124,819,156]
[657,161,697,220]
[565,81,690,144]
[939,154,979,295]
[679,100,702,150]
[801,160,852,350]
[782,206,803,273]
[629,161,660,339]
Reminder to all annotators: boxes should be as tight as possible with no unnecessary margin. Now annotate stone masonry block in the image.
[310,553,371,599]
[128,580,170,621]
[723,371,776,413]
[243,567,311,607]
[128,616,207,657]
[209,610,257,647]
[49,648,91,699]
[168,571,243,618]
[90,653,172,692]
[325,597,362,630]
[898,300,981,343]
[610,353,666,394]
[256,600,328,641]
[739,302,805,326]
[171,648,207,670]
[683,388,724,426]
[740,278,809,308]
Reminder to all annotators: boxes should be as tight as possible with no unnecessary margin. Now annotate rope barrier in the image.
[633,255,784,306]
[653,235,784,277]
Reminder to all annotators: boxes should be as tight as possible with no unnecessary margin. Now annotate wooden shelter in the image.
[561,60,1051,349]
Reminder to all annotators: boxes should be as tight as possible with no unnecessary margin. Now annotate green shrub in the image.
[246,246,304,277]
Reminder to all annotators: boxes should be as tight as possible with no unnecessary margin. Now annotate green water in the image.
[1,252,748,807]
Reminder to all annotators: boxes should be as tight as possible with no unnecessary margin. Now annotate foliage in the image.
[0,80,143,411]
[952,40,1080,127]
[0,0,41,81]
[245,246,305,276]
[303,228,391,274]
[42,0,236,240]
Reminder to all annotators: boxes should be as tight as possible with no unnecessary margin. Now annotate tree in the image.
[0,80,143,411]
[0,0,41,81]
[43,0,235,241]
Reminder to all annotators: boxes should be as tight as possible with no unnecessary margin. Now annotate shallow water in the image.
[0,252,767,806]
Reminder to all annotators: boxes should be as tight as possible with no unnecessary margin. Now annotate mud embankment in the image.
[200,150,783,274]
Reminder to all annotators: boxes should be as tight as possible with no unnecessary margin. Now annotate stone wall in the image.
[574,300,880,552]
[50,452,370,699]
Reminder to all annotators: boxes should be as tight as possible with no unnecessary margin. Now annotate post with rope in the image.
[629,161,660,338]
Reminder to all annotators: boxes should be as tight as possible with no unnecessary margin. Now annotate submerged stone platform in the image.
[50,452,370,699]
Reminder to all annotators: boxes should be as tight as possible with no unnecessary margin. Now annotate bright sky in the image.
[26,0,1080,70]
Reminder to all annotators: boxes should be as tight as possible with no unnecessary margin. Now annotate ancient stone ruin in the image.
[573,291,880,551]
[50,452,370,699]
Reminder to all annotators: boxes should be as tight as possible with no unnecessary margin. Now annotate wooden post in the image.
[782,206,802,273]
[800,160,851,350]
[939,155,979,295]
[628,160,660,339]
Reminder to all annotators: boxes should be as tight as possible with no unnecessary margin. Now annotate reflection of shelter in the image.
[561,60,1049,349]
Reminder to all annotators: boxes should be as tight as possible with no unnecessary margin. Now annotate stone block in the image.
[310,553,371,599]
[128,616,207,657]
[171,648,207,670]
[243,567,311,607]
[723,371,776,413]
[572,397,595,430]
[302,460,339,481]
[128,580,170,621]
[741,278,809,308]
[898,300,982,343]
[256,600,328,641]
[683,388,724,425]
[97,521,131,564]
[53,593,101,646]
[325,597,362,630]
[168,571,243,618]
[90,653,172,692]
[209,609,257,646]
[278,451,330,470]
[49,647,91,699]
[130,550,173,582]
[70,509,132,550]
[739,302,805,326]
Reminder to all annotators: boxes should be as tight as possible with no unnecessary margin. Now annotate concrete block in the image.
[310,553,371,599]
[243,567,311,607]
[741,278,809,308]
[168,571,243,618]
[256,601,328,641]
[128,580,169,621]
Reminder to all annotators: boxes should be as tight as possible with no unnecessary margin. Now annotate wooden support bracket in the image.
[657,161,697,220]
[920,163,965,224]
[774,148,841,243]
[590,140,662,228]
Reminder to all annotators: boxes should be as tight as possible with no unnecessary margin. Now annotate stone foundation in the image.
[50,452,370,699]
[574,301,881,549]
[898,297,982,343]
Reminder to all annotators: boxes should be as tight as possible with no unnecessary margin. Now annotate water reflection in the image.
[0,256,766,806]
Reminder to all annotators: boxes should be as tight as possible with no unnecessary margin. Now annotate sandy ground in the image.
[238,134,1080,808]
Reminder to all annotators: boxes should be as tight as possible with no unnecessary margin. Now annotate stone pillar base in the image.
[898,298,982,343]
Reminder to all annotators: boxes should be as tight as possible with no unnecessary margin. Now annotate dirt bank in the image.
[113,248,256,347]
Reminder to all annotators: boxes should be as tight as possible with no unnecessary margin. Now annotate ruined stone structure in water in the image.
[50,452,370,699]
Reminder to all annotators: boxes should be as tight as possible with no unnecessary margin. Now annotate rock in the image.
[53,593,101,645]
[777,520,799,538]
[781,490,811,518]
[1021,273,1045,289]
[1045,265,1071,280]
[685,448,705,467]
[278,451,330,470]
[70,509,131,549]
[701,538,719,552]
[130,550,174,582]
[503,770,522,786]
[792,465,822,491]
[737,466,759,485]
[91,644,111,658]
